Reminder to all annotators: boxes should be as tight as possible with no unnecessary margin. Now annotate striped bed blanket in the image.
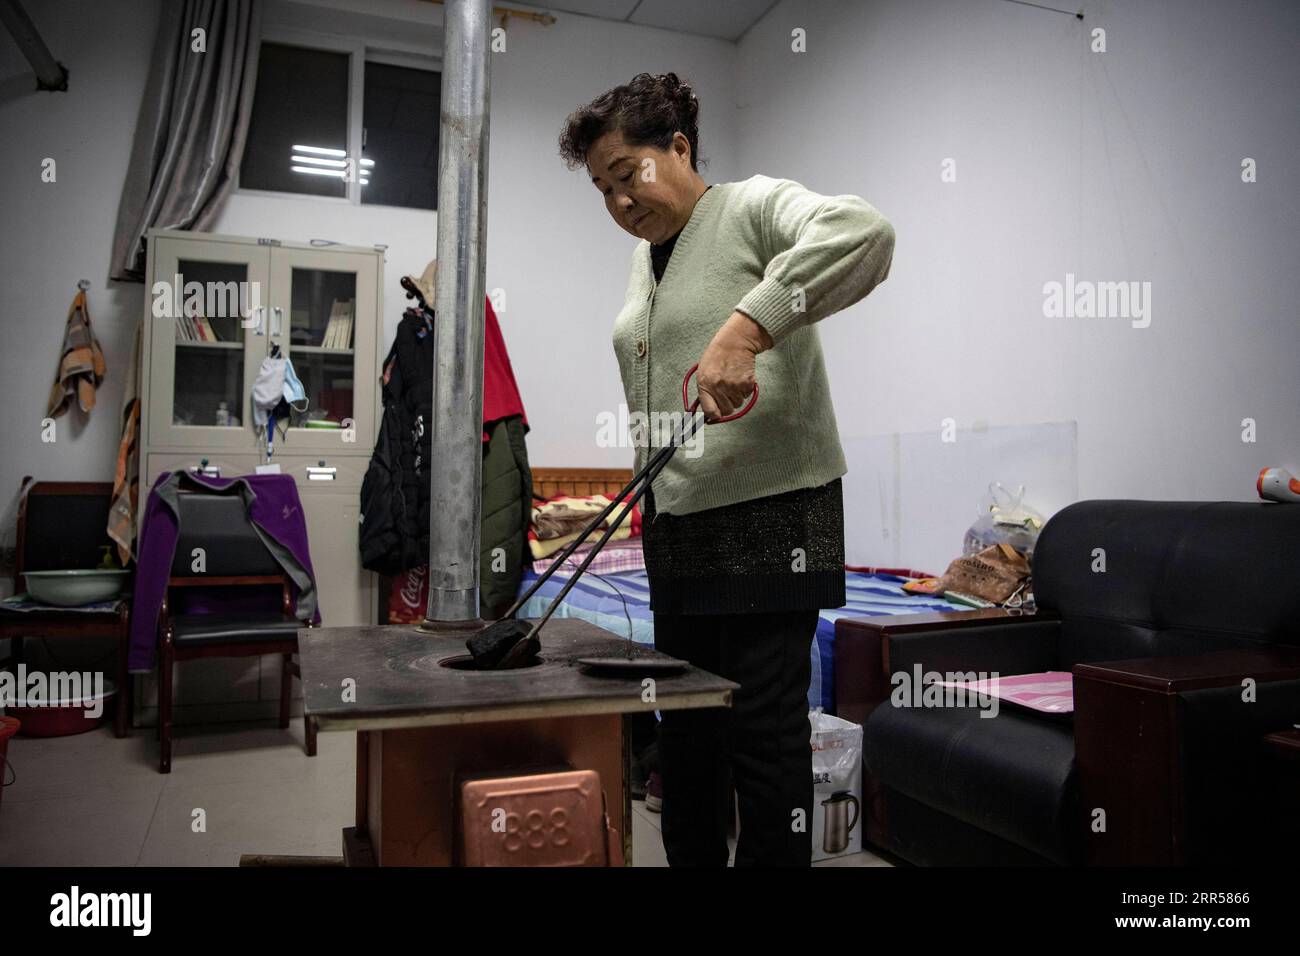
[515,567,971,712]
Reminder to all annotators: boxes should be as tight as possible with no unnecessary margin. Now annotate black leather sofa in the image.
[835,499,1300,865]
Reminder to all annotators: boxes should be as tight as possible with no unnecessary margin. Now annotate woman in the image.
[558,72,895,867]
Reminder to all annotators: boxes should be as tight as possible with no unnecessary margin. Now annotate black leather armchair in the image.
[835,499,1300,865]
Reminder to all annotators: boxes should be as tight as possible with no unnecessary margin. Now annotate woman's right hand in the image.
[694,310,771,421]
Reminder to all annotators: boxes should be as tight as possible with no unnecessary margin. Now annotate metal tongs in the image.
[466,364,759,669]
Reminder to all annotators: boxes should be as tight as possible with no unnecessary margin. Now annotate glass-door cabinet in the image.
[142,230,382,460]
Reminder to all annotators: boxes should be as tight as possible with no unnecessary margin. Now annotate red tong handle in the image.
[682,364,759,423]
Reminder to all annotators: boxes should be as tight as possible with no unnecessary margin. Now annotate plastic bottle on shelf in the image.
[216,401,230,427]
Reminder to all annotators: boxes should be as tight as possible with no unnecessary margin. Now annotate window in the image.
[362,62,441,210]
[239,39,441,211]
[240,43,350,199]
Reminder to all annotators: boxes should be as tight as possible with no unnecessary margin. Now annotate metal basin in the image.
[25,569,130,606]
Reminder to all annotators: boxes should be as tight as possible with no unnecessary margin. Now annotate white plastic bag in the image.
[963,481,1044,558]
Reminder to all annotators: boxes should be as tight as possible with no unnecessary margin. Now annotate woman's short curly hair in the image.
[558,72,704,173]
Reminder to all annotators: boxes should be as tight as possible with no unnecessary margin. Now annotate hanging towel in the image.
[108,316,144,565]
[47,289,107,418]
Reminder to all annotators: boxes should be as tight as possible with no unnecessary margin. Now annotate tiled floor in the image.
[0,720,891,867]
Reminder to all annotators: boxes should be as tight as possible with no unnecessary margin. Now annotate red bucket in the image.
[7,679,116,737]
[0,716,19,811]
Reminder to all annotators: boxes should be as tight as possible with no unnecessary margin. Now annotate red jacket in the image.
[482,298,527,440]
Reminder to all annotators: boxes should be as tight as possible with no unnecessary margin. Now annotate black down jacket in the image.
[359,308,432,575]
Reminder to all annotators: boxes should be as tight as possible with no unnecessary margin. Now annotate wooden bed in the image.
[530,466,633,501]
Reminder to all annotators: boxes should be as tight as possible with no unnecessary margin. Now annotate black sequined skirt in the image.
[641,478,847,616]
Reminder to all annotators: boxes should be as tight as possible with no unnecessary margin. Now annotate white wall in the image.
[0,0,161,528]
[735,0,1299,542]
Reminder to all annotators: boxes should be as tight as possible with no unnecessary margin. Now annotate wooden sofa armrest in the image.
[1074,646,1300,865]
[1074,646,1300,691]
[834,609,1054,726]
[844,607,1043,637]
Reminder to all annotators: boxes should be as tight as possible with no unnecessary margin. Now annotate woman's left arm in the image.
[737,177,896,345]
[696,178,895,419]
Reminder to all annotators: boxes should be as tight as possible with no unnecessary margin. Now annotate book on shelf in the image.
[321,298,355,350]
[174,312,223,344]
[339,300,353,348]
[321,303,334,348]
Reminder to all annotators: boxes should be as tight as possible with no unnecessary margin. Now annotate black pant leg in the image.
[653,612,731,867]
[722,609,817,867]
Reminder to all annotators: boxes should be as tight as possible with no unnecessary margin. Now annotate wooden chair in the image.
[156,491,316,773]
[0,479,131,738]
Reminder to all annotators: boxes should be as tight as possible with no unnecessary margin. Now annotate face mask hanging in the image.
[251,346,309,459]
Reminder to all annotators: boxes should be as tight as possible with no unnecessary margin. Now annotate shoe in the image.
[645,771,662,813]
[630,732,659,801]
[630,749,650,800]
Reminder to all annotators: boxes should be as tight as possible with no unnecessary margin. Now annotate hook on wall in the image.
[77,279,91,291]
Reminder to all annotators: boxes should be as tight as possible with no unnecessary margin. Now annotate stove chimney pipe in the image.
[424,0,491,624]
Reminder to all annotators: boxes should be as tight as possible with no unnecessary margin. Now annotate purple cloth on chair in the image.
[127,471,321,672]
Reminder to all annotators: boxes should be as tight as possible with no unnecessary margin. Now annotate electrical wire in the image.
[531,550,637,643]
[578,568,635,642]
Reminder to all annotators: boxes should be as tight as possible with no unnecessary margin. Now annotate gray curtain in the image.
[110,0,263,281]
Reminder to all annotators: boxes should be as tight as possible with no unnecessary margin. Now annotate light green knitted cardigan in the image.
[612,174,895,516]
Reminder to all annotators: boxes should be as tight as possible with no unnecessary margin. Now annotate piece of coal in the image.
[466,618,535,670]
[498,631,541,669]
